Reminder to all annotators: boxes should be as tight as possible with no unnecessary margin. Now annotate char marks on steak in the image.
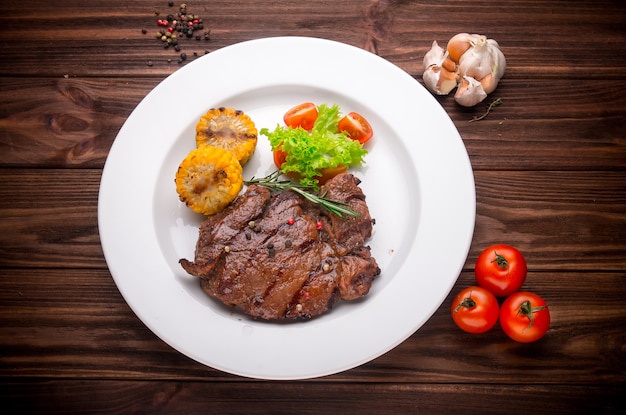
[179,173,380,320]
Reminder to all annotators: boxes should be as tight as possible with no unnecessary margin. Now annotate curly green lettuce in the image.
[260,104,367,188]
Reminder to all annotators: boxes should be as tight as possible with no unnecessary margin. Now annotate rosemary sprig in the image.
[469,97,503,122]
[245,170,360,218]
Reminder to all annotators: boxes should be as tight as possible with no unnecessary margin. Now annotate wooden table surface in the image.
[1,0,625,413]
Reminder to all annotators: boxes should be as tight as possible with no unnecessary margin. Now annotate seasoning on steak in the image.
[179,172,380,320]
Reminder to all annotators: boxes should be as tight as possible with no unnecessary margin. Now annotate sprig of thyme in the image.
[245,170,360,218]
[469,98,503,122]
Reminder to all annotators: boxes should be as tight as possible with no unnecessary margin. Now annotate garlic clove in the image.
[422,40,459,95]
[458,35,492,80]
[446,33,480,63]
[485,39,506,93]
[457,35,506,94]
[423,66,458,95]
[423,40,446,68]
[454,76,487,107]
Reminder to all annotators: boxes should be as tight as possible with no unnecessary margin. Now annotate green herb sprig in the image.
[245,170,360,218]
[469,98,503,122]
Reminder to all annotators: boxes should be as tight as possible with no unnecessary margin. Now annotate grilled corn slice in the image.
[195,107,258,165]
[175,145,243,215]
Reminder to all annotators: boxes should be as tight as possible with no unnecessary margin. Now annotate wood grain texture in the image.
[1,0,625,413]
[3,381,624,414]
[1,269,624,384]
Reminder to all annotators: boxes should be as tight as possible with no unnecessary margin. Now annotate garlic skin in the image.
[422,33,506,107]
[454,76,487,107]
[422,40,458,95]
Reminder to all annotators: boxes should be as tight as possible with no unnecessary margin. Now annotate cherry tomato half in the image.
[451,286,499,334]
[273,149,346,185]
[475,244,527,297]
[283,102,318,131]
[273,148,288,170]
[314,165,347,185]
[500,291,550,343]
[338,112,373,144]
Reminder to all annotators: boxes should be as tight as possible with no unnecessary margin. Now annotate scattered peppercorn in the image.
[146,2,212,64]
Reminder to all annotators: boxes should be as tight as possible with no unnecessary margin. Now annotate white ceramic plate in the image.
[98,37,475,380]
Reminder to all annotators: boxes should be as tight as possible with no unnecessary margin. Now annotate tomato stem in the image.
[517,299,548,330]
[491,251,509,269]
[454,297,477,313]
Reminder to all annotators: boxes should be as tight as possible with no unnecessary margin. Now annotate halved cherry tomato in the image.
[451,286,499,334]
[273,148,346,185]
[475,244,527,297]
[273,148,288,170]
[283,102,318,131]
[315,165,347,185]
[500,291,550,343]
[338,111,373,144]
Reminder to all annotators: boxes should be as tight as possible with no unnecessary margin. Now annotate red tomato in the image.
[475,244,527,297]
[315,165,347,185]
[273,148,288,169]
[338,112,373,144]
[283,102,318,131]
[451,286,499,334]
[273,149,345,184]
[500,291,550,343]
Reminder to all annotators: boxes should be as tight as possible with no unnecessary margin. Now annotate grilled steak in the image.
[179,173,380,320]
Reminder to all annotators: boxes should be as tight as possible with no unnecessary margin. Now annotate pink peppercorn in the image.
[287,218,295,225]
[316,221,323,230]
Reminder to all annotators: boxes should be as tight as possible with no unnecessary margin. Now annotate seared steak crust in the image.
[179,173,380,320]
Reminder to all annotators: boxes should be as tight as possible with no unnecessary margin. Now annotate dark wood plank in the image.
[1,77,625,169]
[1,268,624,384]
[0,77,159,168]
[2,380,624,414]
[1,1,625,78]
[0,169,104,269]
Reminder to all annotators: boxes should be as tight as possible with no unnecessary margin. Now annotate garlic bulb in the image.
[422,33,506,107]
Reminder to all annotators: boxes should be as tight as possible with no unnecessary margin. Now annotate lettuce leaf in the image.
[260,104,367,188]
